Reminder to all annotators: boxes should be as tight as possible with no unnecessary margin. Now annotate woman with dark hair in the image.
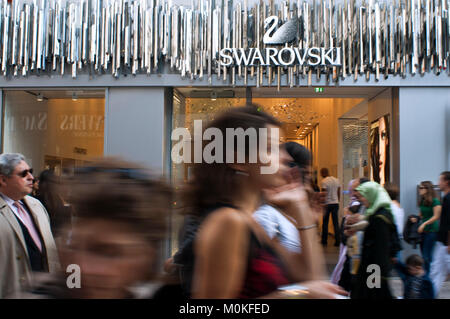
[370,116,390,186]
[378,116,390,186]
[34,170,71,240]
[183,106,346,299]
[417,181,442,274]
[253,142,322,254]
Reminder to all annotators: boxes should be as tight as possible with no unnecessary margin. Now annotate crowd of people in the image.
[0,105,449,299]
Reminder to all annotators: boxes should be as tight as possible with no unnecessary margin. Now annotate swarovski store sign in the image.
[219,15,342,68]
[219,47,341,67]
[0,0,449,88]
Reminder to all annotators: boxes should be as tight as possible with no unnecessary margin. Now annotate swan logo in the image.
[219,16,341,68]
[263,16,298,45]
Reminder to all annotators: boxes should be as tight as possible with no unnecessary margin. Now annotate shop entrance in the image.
[171,86,394,272]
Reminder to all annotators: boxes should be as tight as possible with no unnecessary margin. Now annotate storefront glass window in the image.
[3,90,105,177]
[341,119,369,205]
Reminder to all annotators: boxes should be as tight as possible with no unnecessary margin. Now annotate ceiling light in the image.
[210,91,217,101]
[36,93,44,102]
[72,92,78,101]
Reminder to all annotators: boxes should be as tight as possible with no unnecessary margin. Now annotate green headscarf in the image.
[355,181,393,219]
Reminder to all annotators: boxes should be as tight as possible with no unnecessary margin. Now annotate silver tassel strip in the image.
[0,0,447,83]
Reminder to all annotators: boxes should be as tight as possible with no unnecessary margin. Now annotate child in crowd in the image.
[394,254,435,299]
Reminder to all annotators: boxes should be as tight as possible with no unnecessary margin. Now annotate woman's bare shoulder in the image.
[204,206,246,225]
[198,207,248,241]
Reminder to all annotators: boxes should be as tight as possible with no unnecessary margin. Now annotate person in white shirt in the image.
[254,204,301,253]
[320,168,341,246]
[253,142,314,254]
[384,183,405,241]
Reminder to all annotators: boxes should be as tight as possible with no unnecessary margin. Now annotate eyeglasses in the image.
[16,168,33,178]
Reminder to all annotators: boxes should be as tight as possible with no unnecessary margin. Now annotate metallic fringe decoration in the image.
[0,0,449,86]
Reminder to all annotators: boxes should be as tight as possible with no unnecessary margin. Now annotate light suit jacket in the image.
[0,195,60,298]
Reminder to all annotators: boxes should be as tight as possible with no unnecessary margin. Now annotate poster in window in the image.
[370,115,390,186]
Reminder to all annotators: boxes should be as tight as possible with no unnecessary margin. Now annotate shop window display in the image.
[3,90,105,177]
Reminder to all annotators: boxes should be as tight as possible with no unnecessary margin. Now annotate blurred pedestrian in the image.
[417,181,442,274]
[403,215,422,249]
[253,204,301,254]
[330,179,358,286]
[430,171,450,297]
[170,214,202,297]
[393,254,434,299]
[34,170,72,242]
[183,106,346,299]
[25,159,172,299]
[350,181,400,299]
[337,178,370,292]
[254,142,317,254]
[385,183,405,241]
[31,177,39,197]
[320,168,341,247]
[0,153,60,298]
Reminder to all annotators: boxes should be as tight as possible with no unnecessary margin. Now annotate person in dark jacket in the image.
[34,170,72,240]
[350,181,397,299]
[393,254,434,299]
[403,215,422,249]
[171,214,204,297]
[430,171,450,297]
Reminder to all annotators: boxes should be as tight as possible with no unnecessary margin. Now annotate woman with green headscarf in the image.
[349,181,399,299]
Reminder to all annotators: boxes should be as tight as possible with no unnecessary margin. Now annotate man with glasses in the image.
[0,153,59,298]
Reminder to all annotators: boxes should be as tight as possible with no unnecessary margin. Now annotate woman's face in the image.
[32,179,39,192]
[378,117,388,185]
[419,184,427,196]
[60,219,155,299]
[247,124,291,189]
[354,191,370,208]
